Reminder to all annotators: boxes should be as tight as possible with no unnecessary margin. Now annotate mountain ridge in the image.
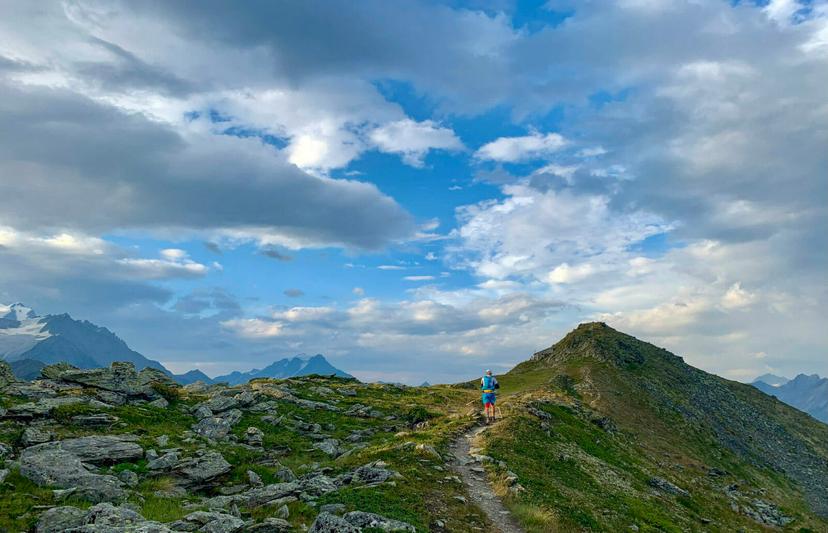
[754,372,828,423]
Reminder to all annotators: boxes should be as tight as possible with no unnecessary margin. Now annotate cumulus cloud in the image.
[474,132,567,162]
[369,119,463,166]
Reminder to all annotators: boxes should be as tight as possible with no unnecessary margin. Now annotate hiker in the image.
[481,369,499,423]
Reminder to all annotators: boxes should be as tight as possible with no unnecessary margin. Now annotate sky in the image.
[0,0,826,384]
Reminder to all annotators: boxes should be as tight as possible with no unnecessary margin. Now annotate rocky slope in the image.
[0,360,488,532]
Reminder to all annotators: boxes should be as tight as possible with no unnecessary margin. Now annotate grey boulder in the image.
[308,512,359,533]
[20,444,126,502]
[36,506,86,533]
[343,511,416,532]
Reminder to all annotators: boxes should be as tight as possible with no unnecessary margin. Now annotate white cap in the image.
[485,369,492,374]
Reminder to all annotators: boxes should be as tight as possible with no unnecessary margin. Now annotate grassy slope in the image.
[479,325,828,532]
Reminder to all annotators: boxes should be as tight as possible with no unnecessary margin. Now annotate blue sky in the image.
[0,0,826,383]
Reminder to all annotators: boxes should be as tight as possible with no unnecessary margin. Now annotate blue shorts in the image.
[482,392,496,406]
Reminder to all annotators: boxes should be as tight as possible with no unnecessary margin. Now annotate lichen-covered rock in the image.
[147,451,179,470]
[148,397,169,408]
[71,413,120,427]
[170,451,232,486]
[22,426,53,446]
[242,518,291,532]
[308,512,359,533]
[313,438,341,457]
[35,506,86,533]
[118,469,139,487]
[343,511,416,532]
[58,435,143,464]
[192,409,243,440]
[348,463,394,485]
[4,396,87,419]
[45,361,178,401]
[170,511,245,533]
[20,444,126,502]
[246,426,264,446]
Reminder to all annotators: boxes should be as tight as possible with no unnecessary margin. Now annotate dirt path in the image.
[450,424,525,533]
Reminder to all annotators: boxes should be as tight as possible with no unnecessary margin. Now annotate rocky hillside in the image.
[1,323,826,532]
[482,323,828,531]
[0,360,486,532]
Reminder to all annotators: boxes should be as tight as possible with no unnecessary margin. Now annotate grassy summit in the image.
[482,322,828,531]
[1,323,826,532]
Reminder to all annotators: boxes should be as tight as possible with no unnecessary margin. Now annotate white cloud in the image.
[220,318,283,338]
[474,132,567,162]
[547,263,595,284]
[721,282,757,309]
[369,119,463,167]
[404,275,435,281]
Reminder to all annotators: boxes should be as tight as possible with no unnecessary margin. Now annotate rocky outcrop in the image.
[35,506,86,533]
[42,361,178,401]
[37,503,172,533]
[169,451,232,487]
[20,444,126,502]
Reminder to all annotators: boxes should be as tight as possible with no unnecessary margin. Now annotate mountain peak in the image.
[2,302,37,321]
[528,322,674,370]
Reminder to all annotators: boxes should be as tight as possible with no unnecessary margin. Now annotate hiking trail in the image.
[450,423,525,533]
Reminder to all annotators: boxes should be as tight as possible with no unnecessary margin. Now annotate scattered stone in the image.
[192,409,243,440]
[118,470,139,487]
[313,438,341,457]
[147,452,179,471]
[243,518,291,532]
[349,463,394,485]
[246,426,264,446]
[35,506,86,533]
[148,397,169,408]
[202,395,240,414]
[174,511,245,533]
[344,511,416,532]
[415,443,441,459]
[156,435,170,447]
[247,470,263,486]
[194,405,213,419]
[72,413,120,427]
[22,426,53,446]
[648,477,690,498]
[0,468,8,483]
[170,451,232,486]
[275,467,296,482]
[308,512,359,533]
[58,435,143,464]
[319,503,346,515]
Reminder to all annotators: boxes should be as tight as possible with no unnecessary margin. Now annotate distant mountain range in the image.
[0,303,165,372]
[753,373,828,423]
[0,303,351,385]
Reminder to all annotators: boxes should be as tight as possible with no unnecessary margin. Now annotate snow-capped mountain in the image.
[0,303,166,371]
[210,354,352,385]
[1,303,353,385]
